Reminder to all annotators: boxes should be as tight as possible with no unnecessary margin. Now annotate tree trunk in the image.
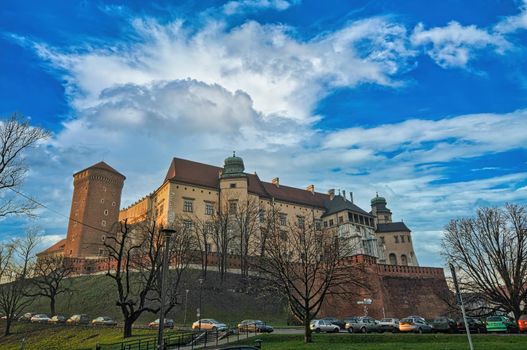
[50,297,56,316]
[4,318,12,336]
[304,318,312,343]
[123,318,134,338]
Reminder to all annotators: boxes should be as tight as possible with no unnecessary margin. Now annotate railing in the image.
[95,332,193,350]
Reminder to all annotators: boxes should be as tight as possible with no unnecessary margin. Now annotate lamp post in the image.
[449,263,474,350]
[198,278,204,331]
[183,289,190,326]
[157,227,175,350]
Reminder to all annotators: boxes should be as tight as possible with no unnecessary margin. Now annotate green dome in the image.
[371,193,387,206]
[222,152,245,178]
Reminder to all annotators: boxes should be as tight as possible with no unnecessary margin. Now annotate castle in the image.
[38,154,450,319]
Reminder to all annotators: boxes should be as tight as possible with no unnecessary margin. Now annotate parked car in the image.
[49,315,67,324]
[149,318,174,329]
[405,315,426,323]
[66,314,90,325]
[456,317,486,333]
[431,317,457,333]
[310,319,340,333]
[378,318,399,333]
[192,319,228,331]
[31,314,51,323]
[486,315,518,333]
[344,317,361,333]
[237,320,274,333]
[321,317,346,329]
[357,316,381,333]
[92,316,117,326]
[399,318,433,333]
[519,315,527,333]
[19,312,36,322]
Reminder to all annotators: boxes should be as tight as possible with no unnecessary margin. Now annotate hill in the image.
[26,268,288,327]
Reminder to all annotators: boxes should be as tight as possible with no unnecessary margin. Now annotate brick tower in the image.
[63,162,125,257]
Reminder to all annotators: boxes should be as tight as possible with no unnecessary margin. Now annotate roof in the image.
[74,161,125,178]
[164,157,329,208]
[36,238,66,257]
[321,195,372,217]
[376,222,411,233]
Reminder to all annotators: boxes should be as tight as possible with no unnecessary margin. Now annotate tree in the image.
[442,204,527,321]
[0,113,50,217]
[0,227,40,336]
[29,255,74,316]
[256,213,368,343]
[232,196,259,280]
[104,218,193,338]
[210,204,234,282]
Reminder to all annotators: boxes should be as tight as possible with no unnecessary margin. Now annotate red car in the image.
[519,315,527,333]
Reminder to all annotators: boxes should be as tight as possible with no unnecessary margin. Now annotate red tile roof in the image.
[74,161,126,178]
[36,238,66,257]
[164,157,329,208]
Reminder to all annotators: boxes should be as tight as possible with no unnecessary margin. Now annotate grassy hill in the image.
[26,269,288,327]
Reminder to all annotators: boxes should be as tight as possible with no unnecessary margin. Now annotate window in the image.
[384,215,389,221]
[297,216,305,229]
[408,235,411,242]
[323,221,328,228]
[380,236,385,244]
[400,235,405,243]
[389,253,397,265]
[229,200,237,214]
[112,201,116,206]
[205,222,213,233]
[279,213,287,226]
[104,209,108,216]
[315,220,322,231]
[230,183,237,188]
[183,220,193,230]
[401,254,408,266]
[329,219,334,227]
[100,198,105,204]
[259,209,265,223]
[394,235,399,243]
[338,216,343,224]
[101,220,106,227]
[183,199,194,212]
[205,202,214,215]
[280,230,287,240]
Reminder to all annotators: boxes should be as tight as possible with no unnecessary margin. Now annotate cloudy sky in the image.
[1,0,526,267]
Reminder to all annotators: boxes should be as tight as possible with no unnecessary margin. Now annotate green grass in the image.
[232,334,527,350]
[0,321,184,350]
[25,269,287,327]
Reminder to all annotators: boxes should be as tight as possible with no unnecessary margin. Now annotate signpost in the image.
[357,298,372,316]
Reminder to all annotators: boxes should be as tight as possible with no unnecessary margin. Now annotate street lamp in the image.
[157,227,175,350]
[183,289,190,326]
[198,278,204,331]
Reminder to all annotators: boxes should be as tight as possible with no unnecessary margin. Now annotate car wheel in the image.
[211,326,217,332]
[315,328,321,333]
[347,327,353,334]
[361,327,367,333]
[334,328,339,333]
[417,328,423,334]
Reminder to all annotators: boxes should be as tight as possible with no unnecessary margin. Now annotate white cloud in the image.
[223,0,298,15]
[411,21,509,68]
[495,0,527,33]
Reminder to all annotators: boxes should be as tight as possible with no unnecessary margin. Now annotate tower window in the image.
[408,235,411,242]
[104,209,108,216]
[230,183,237,188]
[101,220,106,227]
[338,216,343,224]
[112,201,116,206]
[100,199,105,204]
[394,235,399,243]
[400,235,405,243]
[183,199,194,213]
[380,236,385,244]
[229,200,237,214]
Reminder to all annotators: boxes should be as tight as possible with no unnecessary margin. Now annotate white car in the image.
[310,319,340,333]
[31,314,51,323]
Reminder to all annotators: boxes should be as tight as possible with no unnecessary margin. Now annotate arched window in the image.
[401,254,408,266]
[389,253,397,265]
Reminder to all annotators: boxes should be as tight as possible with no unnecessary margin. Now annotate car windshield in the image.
[210,319,220,324]
[487,316,503,322]
[401,319,413,323]
[380,318,393,322]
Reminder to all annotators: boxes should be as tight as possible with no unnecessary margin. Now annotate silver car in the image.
[345,316,379,333]
[310,319,340,333]
[378,318,400,332]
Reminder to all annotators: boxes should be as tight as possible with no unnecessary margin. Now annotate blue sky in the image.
[1,0,526,267]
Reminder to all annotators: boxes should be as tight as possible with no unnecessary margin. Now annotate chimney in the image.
[272,177,280,188]
[349,191,354,203]
[328,189,335,200]
[342,190,346,199]
[306,184,315,194]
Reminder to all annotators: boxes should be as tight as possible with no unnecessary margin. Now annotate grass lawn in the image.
[0,321,184,350]
[232,333,527,350]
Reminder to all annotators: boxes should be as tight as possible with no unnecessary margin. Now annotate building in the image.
[38,154,450,319]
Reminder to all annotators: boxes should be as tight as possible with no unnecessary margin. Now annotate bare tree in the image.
[232,196,259,280]
[210,206,233,282]
[442,204,527,321]
[104,218,194,338]
[0,227,40,336]
[190,217,210,278]
[0,113,50,217]
[29,255,74,316]
[256,214,367,343]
